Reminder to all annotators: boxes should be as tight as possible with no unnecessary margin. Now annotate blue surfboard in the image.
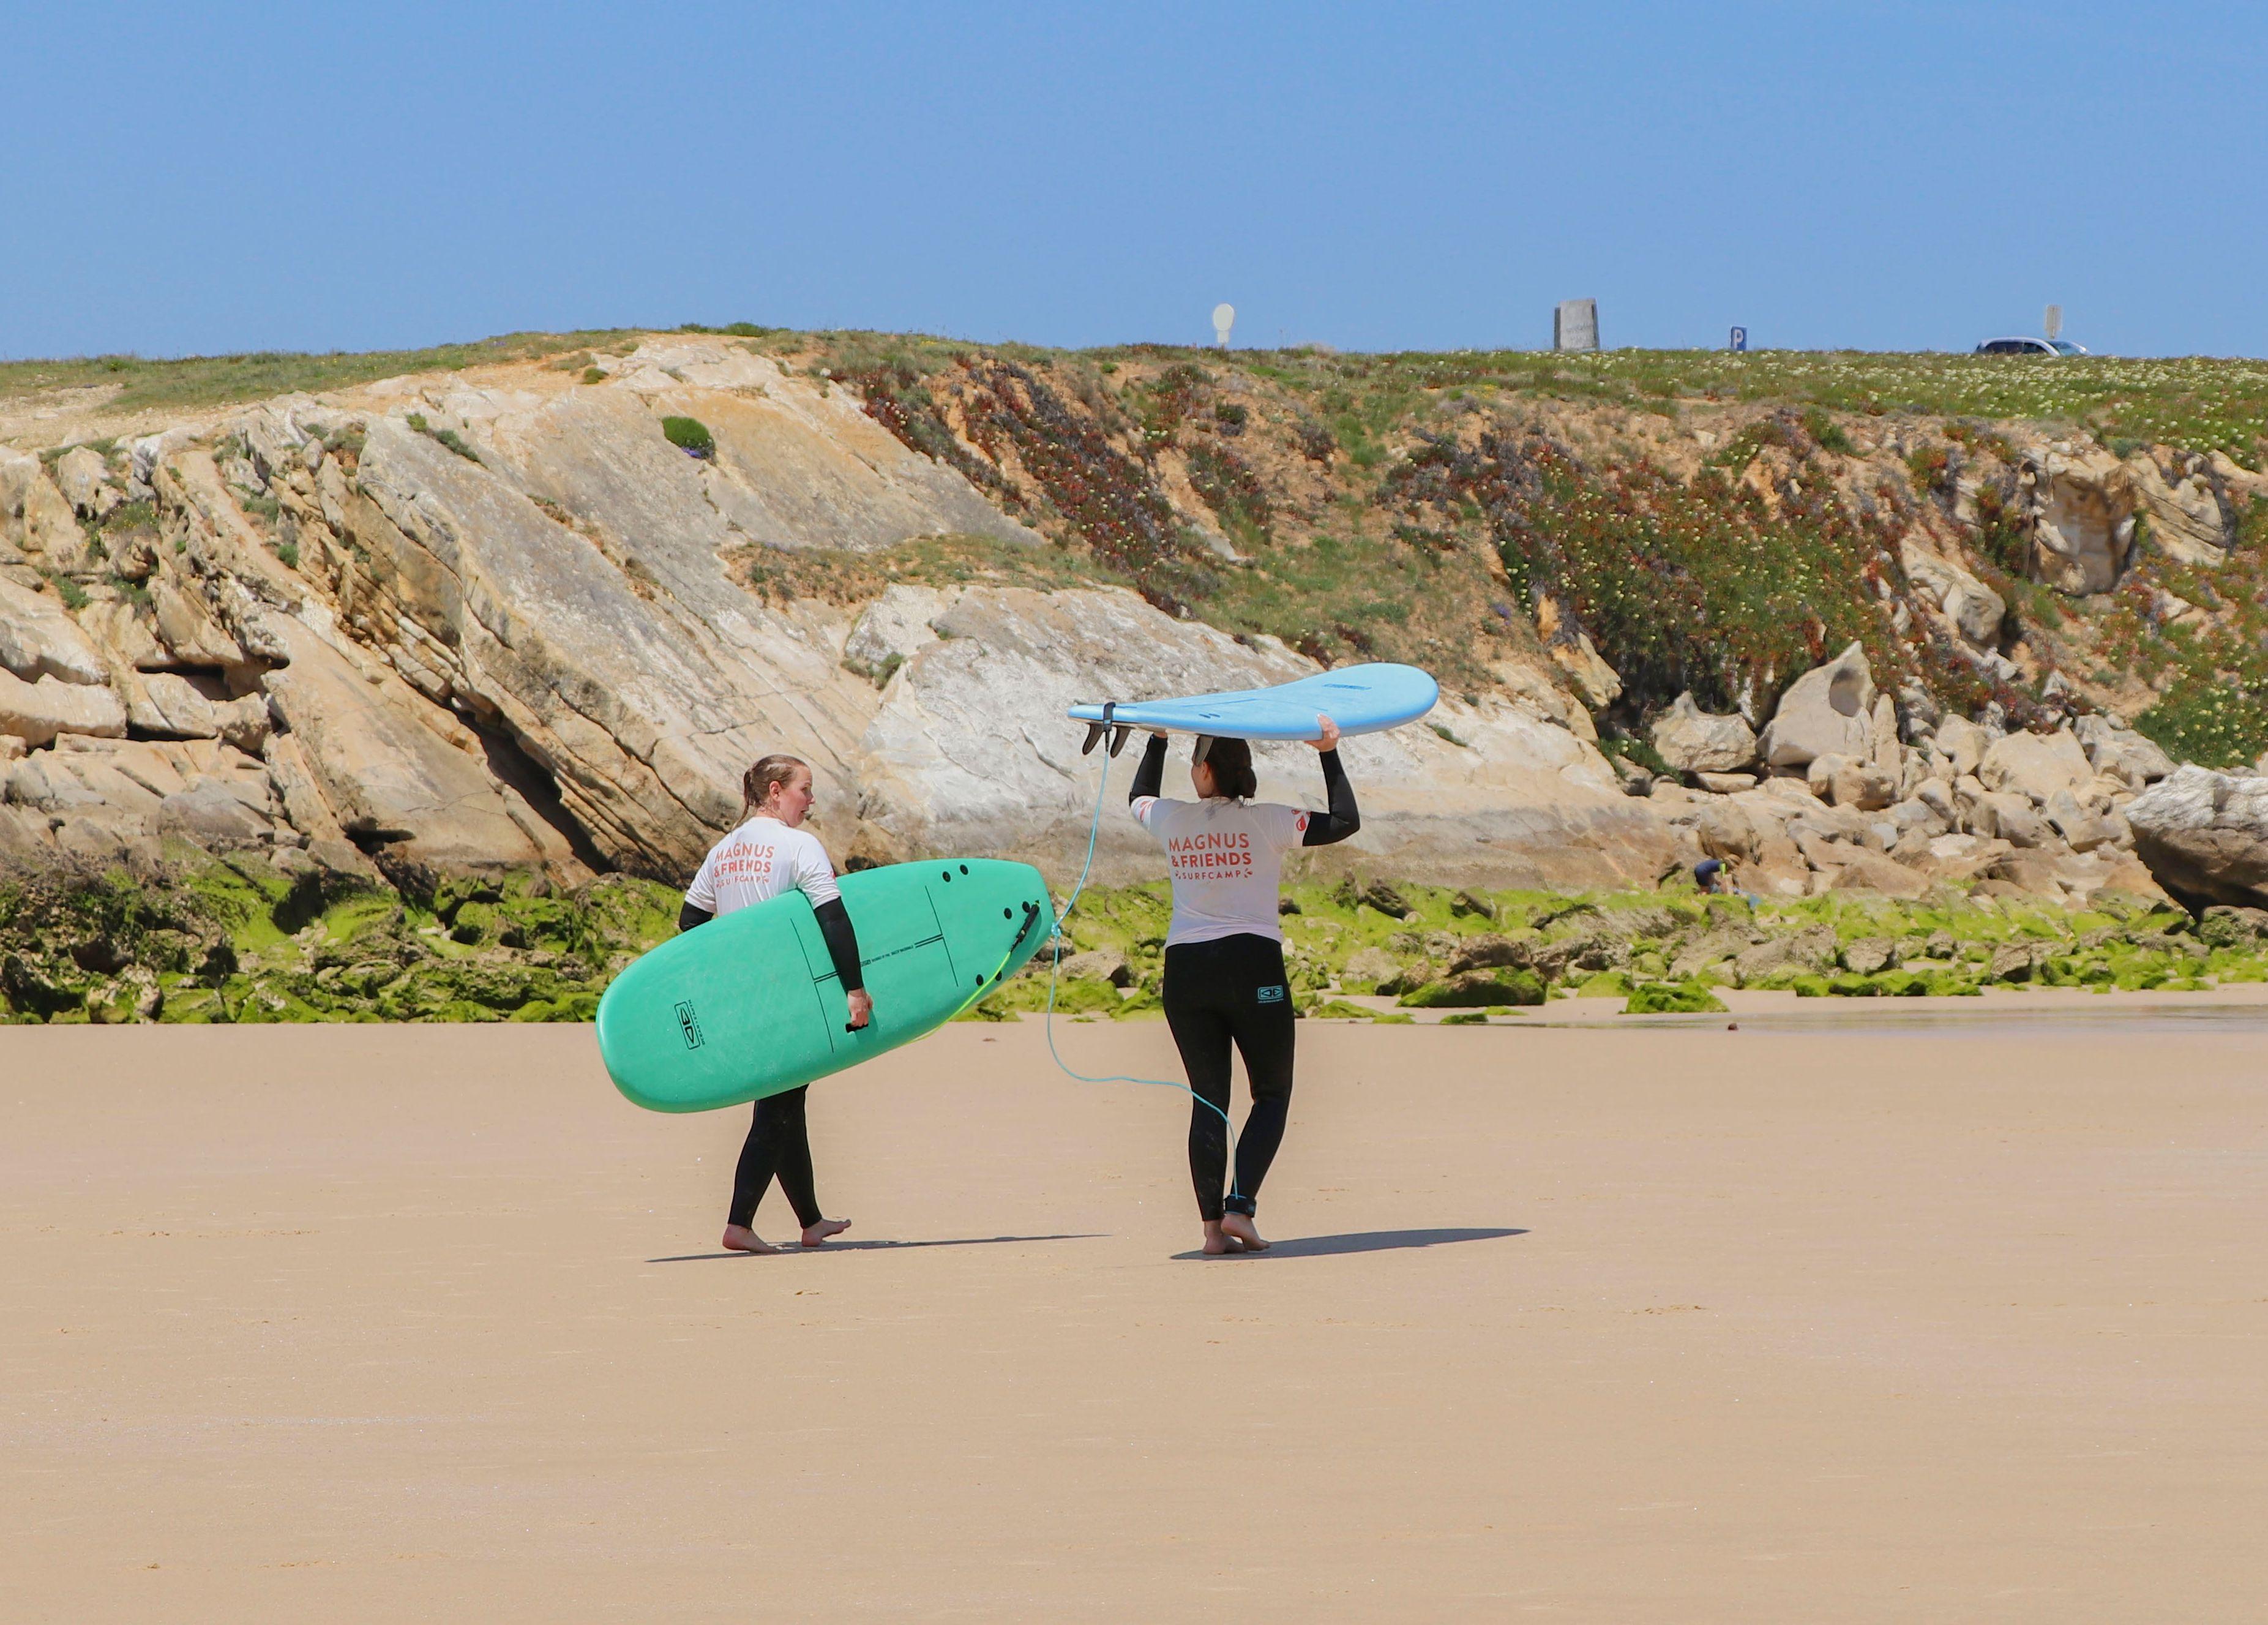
[1067,662,1438,745]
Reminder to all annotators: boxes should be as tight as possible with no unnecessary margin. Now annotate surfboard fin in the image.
[1080,701,1131,757]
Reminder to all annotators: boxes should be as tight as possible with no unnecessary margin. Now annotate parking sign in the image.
[1730,326,1748,353]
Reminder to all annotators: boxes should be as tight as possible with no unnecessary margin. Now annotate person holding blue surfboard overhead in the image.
[1130,716,1360,1255]
[678,754,866,1255]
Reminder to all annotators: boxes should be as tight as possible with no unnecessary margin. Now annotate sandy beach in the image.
[7,1011,2267,1622]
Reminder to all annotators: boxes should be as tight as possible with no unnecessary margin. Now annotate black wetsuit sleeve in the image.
[812,896,866,993]
[1301,748,1361,847]
[678,901,714,933]
[1129,732,1167,804]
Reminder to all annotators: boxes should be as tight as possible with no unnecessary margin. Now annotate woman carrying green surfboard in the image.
[678,754,867,1255]
[1129,716,1360,1254]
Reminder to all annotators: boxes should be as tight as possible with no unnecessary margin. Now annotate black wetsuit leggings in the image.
[1162,934,1296,1222]
[728,1087,821,1231]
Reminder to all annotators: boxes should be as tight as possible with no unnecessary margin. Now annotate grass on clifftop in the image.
[0,330,640,416]
[10,325,2266,463]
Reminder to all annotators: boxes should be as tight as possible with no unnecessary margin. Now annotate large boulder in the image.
[1978,729,2094,805]
[125,672,224,739]
[149,579,249,669]
[1650,692,1756,774]
[1532,594,1621,708]
[1816,845,1931,899]
[1731,925,1836,983]
[1758,642,1874,768]
[1899,537,2005,649]
[1805,751,1896,811]
[53,446,119,522]
[1932,715,1991,779]
[0,577,109,686]
[2074,714,2174,789]
[2125,765,2268,910]
[0,667,126,746]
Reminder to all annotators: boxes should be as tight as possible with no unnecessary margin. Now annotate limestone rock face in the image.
[2125,765,2268,909]
[337,419,874,876]
[856,585,1672,888]
[1759,642,1874,768]
[0,578,108,686]
[843,585,954,678]
[2127,452,2233,566]
[0,343,2196,907]
[260,615,567,877]
[1650,692,1756,774]
[2029,447,2135,593]
[1,737,279,866]
[458,340,1040,557]
[0,449,91,570]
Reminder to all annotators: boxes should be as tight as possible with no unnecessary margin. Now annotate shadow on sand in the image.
[1173,1226,1525,1261]
[647,1233,1101,1263]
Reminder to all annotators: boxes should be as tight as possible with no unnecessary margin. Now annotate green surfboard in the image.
[596,858,1052,1113]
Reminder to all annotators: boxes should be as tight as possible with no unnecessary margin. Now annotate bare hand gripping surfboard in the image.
[596,858,1050,1113]
[1066,662,1439,756]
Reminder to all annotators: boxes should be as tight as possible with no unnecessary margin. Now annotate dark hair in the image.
[1196,736,1257,800]
[741,753,807,816]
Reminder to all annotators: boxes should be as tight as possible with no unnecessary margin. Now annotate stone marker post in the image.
[1553,299,1598,353]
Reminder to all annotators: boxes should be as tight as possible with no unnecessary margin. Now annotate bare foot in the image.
[801,1218,852,1248]
[721,1225,781,1255]
[1220,1213,1270,1252]
[1201,1220,1247,1256]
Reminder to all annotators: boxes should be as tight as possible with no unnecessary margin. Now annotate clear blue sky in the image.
[2,1,2259,360]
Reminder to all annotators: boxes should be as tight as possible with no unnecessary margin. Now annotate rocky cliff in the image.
[4,331,2266,923]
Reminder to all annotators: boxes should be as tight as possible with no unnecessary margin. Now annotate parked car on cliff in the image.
[1975,336,2090,356]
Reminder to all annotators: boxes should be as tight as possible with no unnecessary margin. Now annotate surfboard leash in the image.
[1037,732,1246,1206]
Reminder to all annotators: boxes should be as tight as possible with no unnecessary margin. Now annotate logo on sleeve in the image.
[1256,985,1287,1004]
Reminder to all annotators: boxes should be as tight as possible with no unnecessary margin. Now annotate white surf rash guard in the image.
[1132,795,1309,947]
[685,817,842,918]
